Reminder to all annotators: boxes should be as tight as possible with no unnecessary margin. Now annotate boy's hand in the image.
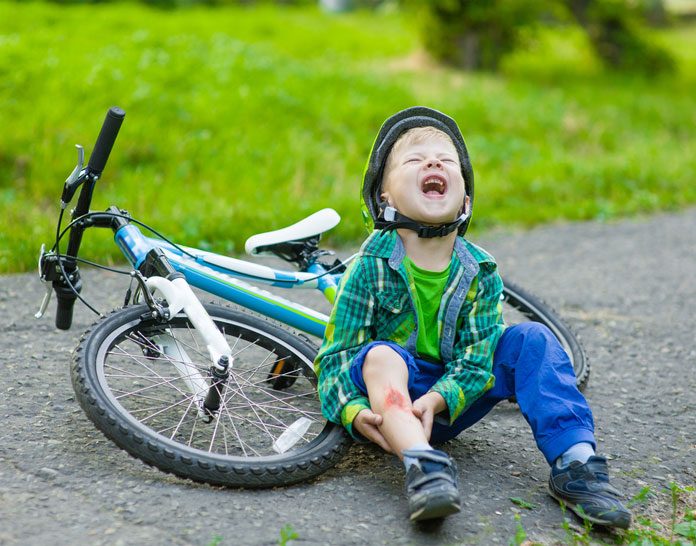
[411,392,446,441]
[353,409,392,453]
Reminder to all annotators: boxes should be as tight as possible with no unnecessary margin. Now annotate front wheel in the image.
[71,303,349,487]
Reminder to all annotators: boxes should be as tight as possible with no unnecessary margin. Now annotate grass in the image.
[278,523,299,546]
[510,481,696,545]
[0,1,695,272]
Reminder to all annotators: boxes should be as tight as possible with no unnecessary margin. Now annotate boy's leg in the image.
[430,322,594,451]
[493,322,596,464]
[353,342,460,521]
[428,322,629,528]
[361,344,428,455]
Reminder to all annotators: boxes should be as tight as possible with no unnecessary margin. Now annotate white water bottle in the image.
[272,417,312,454]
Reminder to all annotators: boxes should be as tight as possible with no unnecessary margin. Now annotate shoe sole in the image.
[410,492,461,522]
[548,486,631,530]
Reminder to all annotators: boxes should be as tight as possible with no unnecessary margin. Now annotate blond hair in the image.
[382,126,456,188]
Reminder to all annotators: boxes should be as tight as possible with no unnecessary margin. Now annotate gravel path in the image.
[1,209,694,545]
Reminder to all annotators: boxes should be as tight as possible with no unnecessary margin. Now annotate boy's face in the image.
[381,136,468,227]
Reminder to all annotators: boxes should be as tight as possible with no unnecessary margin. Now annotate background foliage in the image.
[415,0,677,73]
[0,1,694,272]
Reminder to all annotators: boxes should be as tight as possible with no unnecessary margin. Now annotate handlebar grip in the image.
[87,106,125,177]
[53,270,82,331]
[55,290,76,330]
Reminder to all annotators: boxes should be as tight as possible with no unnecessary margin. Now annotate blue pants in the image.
[349,322,596,465]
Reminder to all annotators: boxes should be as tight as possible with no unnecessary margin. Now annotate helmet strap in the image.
[375,201,470,239]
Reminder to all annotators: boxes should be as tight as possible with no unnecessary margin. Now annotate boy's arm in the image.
[429,264,505,424]
[314,258,375,440]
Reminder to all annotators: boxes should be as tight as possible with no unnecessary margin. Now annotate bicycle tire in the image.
[71,303,349,488]
[501,278,590,390]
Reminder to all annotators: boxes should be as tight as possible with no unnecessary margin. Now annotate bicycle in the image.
[36,107,589,488]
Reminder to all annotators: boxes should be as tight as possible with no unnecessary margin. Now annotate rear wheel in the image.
[71,303,349,487]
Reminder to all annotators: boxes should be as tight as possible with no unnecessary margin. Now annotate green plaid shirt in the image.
[315,229,506,439]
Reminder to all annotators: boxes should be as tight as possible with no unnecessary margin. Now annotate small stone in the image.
[38,467,59,480]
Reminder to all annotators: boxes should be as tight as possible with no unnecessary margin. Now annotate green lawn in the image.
[1,1,694,272]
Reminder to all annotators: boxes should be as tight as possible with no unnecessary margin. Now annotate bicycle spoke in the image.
[233,354,294,380]
[224,370,318,417]
[167,393,200,441]
[226,372,279,444]
[125,330,210,370]
[218,398,260,457]
[109,346,193,398]
[232,351,278,378]
[105,366,209,394]
[137,392,200,424]
[185,322,201,354]
[106,359,214,388]
[208,404,224,453]
[228,367,312,391]
[230,338,262,359]
[110,391,180,406]
[225,400,322,417]
[220,420,230,456]
[106,350,206,372]
[187,415,199,447]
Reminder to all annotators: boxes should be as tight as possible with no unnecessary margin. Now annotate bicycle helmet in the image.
[360,106,474,237]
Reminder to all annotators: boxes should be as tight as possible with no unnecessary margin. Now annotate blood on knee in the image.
[384,387,409,411]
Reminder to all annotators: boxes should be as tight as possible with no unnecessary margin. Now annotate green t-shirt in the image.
[403,256,451,361]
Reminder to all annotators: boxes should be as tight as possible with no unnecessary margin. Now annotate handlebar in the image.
[87,106,125,177]
[45,107,126,330]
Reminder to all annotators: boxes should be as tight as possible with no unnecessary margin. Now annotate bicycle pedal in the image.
[266,357,300,390]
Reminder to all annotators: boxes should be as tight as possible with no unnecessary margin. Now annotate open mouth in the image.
[421,174,447,196]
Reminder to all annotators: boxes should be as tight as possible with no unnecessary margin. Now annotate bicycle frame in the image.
[113,222,340,339]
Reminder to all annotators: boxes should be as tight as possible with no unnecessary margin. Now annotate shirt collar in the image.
[360,229,496,270]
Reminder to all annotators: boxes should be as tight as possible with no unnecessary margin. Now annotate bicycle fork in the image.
[143,275,233,422]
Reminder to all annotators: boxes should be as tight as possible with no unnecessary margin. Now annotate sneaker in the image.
[403,448,461,522]
[548,455,631,529]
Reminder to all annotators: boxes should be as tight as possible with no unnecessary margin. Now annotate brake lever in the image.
[61,144,86,208]
[35,244,52,319]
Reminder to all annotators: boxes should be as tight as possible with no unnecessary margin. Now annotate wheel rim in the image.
[94,314,329,462]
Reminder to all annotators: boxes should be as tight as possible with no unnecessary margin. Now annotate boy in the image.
[315,107,631,527]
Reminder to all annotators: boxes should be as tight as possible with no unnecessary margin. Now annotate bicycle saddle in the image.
[245,208,341,256]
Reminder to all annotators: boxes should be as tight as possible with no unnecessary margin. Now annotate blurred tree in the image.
[416,0,674,73]
[638,0,670,27]
[413,0,543,71]
[563,0,674,72]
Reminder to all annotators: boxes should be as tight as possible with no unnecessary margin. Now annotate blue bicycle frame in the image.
[114,223,341,339]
